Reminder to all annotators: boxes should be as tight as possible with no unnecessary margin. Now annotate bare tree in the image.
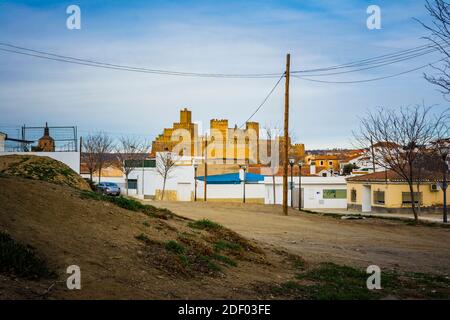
[115,136,151,195]
[82,134,99,182]
[156,152,177,200]
[355,105,449,222]
[94,132,114,184]
[418,0,450,97]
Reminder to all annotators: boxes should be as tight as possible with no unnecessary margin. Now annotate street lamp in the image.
[289,158,295,207]
[298,160,303,211]
[193,162,198,202]
[439,145,449,223]
[240,164,247,203]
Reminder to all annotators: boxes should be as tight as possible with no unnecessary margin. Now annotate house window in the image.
[320,160,324,166]
[323,189,347,199]
[373,191,385,205]
[402,192,422,205]
[351,189,357,202]
[127,179,138,190]
[329,161,333,166]
[124,160,156,168]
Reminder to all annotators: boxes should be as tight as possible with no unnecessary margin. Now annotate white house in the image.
[264,176,348,209]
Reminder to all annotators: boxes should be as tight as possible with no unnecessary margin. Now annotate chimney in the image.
[310,161,316,175]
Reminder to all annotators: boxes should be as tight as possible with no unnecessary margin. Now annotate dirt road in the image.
[154,201,450,275]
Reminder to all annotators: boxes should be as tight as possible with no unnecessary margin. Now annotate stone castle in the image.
[151,108,305,164]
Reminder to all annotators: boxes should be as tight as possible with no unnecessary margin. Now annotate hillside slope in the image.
[0,176,296,299]
[0,155,90,191]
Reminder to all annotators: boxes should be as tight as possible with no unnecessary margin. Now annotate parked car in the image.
[96,182,121,196]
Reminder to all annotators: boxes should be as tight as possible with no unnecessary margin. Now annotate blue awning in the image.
[196,172,264,184]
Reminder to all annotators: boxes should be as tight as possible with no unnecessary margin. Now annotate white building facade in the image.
[264,176,348,209]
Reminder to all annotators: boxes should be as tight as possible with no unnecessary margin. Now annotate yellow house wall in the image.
[347,181,450,208]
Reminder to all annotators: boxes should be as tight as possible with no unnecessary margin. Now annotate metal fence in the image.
[0,125,78,152]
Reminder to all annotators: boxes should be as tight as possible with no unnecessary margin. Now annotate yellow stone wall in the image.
[155,189,177,201]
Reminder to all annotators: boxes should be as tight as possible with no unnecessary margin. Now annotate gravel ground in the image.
[153,201,450,275]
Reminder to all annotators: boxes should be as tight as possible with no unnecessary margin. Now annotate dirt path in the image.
[153,201,450,275]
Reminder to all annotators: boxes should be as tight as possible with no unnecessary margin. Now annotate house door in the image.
[177,182,192,201]
[362,185,372,212]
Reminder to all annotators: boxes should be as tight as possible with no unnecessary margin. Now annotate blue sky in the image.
[0,0,447,149]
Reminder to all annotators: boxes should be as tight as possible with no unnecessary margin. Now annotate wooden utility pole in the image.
[204,134,208,202]
[283,53,290,216]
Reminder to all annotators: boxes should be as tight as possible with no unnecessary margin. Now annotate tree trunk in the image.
[98,166,102,183]
[125,174,129,195]
[272,174,276,205]
[416,183,421,216]
[408,182,419,223]
[89,170,93,182]
[161,177,167,201]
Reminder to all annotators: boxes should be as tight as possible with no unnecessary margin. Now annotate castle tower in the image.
[245,122,260,163]
[180,108,191,124]
[210,119,228,160]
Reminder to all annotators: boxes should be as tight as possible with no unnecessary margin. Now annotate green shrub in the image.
[0,232,54,279]
[179,254,190,266]
[198,255,221,272]
[188,219,222,230]
[135,233,159,246]
[214,240,243,252]
[165,240,186,255]
[80,191,173,219]
[212,254,237,267]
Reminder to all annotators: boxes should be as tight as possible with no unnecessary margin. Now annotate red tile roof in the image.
[346,170,442,183]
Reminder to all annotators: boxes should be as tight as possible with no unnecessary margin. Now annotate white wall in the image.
[264,176,347,209]
[80,165,195,199]
[0,151,80,173]
[196,181,265,201]
[0,134,6,152]
[129,165,195,198]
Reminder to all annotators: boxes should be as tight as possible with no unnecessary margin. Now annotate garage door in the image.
[177,182,192,201]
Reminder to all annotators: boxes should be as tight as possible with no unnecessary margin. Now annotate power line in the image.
[292,42,444,74]
[0,41,445,78]
[0,43,282,79]
[239,74,285,128]
[296,47,443,77]
[293,59,445,84]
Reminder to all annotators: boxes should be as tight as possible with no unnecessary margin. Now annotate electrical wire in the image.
[293,59,445,84]
[292,42,444,74]
[239,74,285,128]
[296,47,443,77]
[0,41,445,78]
[0,43,282,79]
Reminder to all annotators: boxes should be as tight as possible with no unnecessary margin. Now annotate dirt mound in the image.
[0,155,90,191]
[0,176,291,299]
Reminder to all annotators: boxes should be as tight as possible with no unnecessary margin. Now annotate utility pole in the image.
[204,134,208,202]
[283,53,290,216]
